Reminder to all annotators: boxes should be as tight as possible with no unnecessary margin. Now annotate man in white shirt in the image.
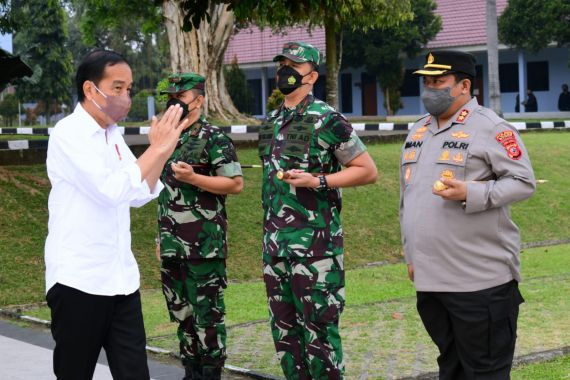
[44,49,190,380]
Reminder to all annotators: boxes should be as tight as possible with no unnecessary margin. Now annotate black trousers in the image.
[417,281,524,380]
[46,283,150,380]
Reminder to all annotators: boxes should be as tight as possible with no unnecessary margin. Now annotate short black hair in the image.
[76,49,129,102]
[453,72,475,96]
[191,88,205,98]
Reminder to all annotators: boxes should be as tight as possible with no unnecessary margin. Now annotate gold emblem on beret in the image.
[427,53,435,64]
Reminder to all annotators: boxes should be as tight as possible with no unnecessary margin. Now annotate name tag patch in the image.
[442,141,469,150]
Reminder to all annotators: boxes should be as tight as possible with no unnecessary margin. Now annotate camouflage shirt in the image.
[259,94,367,258]
[158,116,242,260]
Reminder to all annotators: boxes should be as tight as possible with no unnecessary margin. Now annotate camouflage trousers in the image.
[160,258,227,369]
[263,253,346,380]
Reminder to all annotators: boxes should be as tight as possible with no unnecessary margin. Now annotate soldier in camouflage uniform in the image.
[157,73,244,380]
[259,42,378,380]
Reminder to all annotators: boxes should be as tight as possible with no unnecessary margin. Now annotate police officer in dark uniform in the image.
[400,51,536,379]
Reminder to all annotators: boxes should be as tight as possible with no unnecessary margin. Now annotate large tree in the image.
[12,0,73,123]
[80,0,250,123]
[499,0,570,54]
[342,0,441,115]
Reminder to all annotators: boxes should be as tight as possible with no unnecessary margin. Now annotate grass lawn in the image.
[22,244,570,379]
[1,131,569,307]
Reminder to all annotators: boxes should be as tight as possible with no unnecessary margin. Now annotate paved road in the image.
[0,318,250,380]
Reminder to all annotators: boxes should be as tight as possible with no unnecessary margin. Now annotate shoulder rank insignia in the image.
[456,109,469,122]
[495,130,522,160]
[451,131,470,139]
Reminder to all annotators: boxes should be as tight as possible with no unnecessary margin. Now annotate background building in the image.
[224,0,570,117]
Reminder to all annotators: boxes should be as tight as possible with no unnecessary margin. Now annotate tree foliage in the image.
[499,0,570,53]
[12,0,73,121]
[342,0,441,115]
[69,0,169,94]
[224,57,254,114]
[0,93,18,126]
[180,0,413,109]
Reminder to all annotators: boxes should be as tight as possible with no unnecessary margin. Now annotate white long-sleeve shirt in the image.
[45,103,162,296]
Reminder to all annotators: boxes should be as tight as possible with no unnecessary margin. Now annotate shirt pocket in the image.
[433,137,473,181]
[281,124,313,164]
[178,138,208,164]
[258,122,274,158]
[401,146,423,185]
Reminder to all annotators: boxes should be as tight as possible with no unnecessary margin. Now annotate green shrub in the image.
[266,88,284,113]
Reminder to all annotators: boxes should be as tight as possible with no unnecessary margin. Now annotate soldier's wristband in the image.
[317,175,329,190]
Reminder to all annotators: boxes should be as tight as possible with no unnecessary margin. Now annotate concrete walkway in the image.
[0,319,249,380]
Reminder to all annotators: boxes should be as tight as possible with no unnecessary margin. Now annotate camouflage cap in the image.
[273,42,323,68]
[161,72,205,94]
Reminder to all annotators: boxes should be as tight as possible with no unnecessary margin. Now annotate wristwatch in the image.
[317,175,329,190]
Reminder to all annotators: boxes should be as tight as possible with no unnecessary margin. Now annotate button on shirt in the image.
[400,98,535,292]
[45,103,163,296]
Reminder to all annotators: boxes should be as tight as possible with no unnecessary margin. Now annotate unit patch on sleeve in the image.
[495,130,522,160]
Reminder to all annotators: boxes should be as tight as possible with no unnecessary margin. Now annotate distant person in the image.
[558,83,570,111]
[45,49,189,380]
[156,72,243,380]
[522,89,538,112]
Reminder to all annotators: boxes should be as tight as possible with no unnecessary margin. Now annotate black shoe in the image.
[183,364,202,380]
[201,366,222,380]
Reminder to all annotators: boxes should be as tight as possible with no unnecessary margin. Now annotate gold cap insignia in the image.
[427,53,435,64]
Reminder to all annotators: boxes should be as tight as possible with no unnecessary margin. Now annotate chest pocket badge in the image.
[281,122,314,159]
[178,138,208,164]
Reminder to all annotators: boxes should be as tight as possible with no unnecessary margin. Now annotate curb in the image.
[0,308,281,380]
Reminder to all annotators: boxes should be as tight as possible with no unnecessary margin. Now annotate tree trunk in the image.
[486,0,503,116]
[324,12,342,110]
[161,1,255,123]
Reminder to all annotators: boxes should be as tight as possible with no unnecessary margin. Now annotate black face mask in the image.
[277,65,312,95]
[166,97,198,121]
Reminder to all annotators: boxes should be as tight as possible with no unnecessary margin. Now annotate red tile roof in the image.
[224,25,325,66]
[224,0,509,65]
[427,0,508,48]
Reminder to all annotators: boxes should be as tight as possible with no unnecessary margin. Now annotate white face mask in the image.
[91,82,131,123]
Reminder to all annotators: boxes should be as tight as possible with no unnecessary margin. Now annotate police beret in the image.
[414,51,476,77]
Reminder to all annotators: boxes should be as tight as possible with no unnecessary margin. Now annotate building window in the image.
[247,79,262,115]
[527,61,549,91]
[267,78,276,95]
[499,63,519,93]
[400,69,420,97]
[340,73,353,113]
